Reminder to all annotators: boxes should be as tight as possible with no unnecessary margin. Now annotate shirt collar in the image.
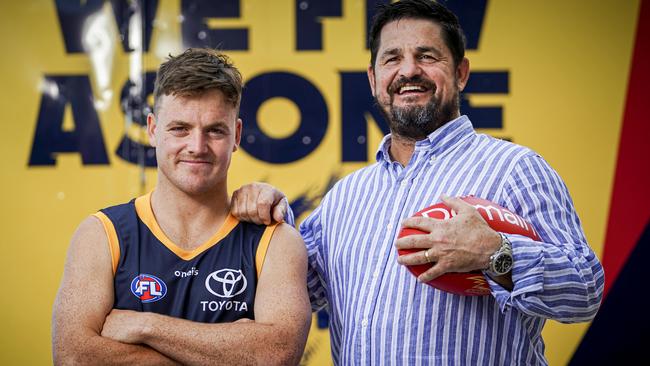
[375,115,475,163]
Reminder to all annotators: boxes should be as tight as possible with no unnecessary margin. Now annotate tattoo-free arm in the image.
[51,216,177,365]
[492,155,604,322]
[101,223,311,365]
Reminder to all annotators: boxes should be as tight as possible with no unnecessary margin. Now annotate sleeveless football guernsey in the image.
[92,192,277,323]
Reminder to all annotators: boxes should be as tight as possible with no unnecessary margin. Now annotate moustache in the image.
[389,75,437,96]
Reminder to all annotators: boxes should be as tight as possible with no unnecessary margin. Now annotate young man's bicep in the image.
[52,216,177,365]
[254,224,311,340]
[52,216,116,360]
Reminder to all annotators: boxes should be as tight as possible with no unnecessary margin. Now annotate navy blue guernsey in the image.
[93,192,277,323]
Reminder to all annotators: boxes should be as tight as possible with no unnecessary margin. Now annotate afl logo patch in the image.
[205,269,248,298]
[130,274,167,303]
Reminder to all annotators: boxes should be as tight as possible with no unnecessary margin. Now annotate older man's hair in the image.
[369,0,466,69]
[153,48,243,114]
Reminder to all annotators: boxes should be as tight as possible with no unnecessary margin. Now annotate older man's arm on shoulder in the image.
[100,223,311,365]
[51,216,178,365]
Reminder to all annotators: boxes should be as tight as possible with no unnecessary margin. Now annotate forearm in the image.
[52,217,180,366]
[54,331,178,366]
[486,272,513,291]
[490,235,604,322]
[494,154,605,322]
[138,313,304,366]
[104,224,312,365]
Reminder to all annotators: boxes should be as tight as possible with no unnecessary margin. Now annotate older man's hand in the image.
[395,195,502,283]
[231,182,287,225]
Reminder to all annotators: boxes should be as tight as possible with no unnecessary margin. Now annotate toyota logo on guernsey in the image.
[205,269,248,298]
[130,274,167,303]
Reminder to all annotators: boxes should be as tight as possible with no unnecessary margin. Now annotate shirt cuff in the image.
[488,234,545,312]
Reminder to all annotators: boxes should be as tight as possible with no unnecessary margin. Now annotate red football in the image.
[397,196,540,296]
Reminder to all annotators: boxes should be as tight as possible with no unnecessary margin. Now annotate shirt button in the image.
[386,223,394,231]
[361,319,368,327]
[429,155,437,164]
[372,270,379,278]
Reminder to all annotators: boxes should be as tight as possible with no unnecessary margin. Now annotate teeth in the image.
[399,85,425,93]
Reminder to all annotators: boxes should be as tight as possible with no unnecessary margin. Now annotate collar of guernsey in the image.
[93,191,279,276]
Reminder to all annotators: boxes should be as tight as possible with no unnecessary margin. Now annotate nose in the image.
[398,55,422,79]
[187,131,208,154]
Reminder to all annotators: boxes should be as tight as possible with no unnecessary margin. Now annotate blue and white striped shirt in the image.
[300,116,604,365]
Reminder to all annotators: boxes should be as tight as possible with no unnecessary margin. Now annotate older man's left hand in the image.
[395,195,502,283]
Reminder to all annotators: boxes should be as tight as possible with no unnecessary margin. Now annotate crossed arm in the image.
[52,217,310,365]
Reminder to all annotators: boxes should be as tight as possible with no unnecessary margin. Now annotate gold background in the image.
[0,0,638,364]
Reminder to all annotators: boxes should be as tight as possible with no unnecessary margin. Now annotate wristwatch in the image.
[486,233,513,276]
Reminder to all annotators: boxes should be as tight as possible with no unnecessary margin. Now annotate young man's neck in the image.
[150,181,230,250]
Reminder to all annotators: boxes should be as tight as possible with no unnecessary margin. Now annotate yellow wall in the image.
[0,0,639,364]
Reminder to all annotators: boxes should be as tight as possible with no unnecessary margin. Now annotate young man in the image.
[52,48,311,365]
[233,1,604,364]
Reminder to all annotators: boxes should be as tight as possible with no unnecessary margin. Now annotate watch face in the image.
[494,253,513,274]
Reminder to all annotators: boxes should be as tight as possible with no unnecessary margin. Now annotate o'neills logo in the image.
[418,196,540,240]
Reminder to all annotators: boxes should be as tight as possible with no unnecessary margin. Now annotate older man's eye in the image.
[385,57,398,64]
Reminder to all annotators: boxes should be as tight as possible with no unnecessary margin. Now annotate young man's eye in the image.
[209,128,226,135]
[168,126,189,135]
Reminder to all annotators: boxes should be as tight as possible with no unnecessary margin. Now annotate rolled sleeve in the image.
[300,203,329,311]
[493,154,604,322]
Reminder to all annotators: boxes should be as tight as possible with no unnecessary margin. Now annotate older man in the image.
[233,1,604,365]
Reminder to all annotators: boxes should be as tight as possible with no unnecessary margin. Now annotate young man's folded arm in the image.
[99,223,312,366]
[52,216,178,365]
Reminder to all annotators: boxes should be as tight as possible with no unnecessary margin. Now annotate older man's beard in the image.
[376,80,460,141]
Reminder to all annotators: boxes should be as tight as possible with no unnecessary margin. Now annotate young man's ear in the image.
[233,118,242,152]
[146,113,157,148]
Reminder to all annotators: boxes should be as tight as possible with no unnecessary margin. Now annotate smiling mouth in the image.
[180,160,213,165]
[397,84,430,95]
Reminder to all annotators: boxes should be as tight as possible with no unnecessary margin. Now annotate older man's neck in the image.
[389,133,419,167]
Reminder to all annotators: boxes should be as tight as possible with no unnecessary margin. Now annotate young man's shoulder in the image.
[98,198,137,214]
[92,197,140,228]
